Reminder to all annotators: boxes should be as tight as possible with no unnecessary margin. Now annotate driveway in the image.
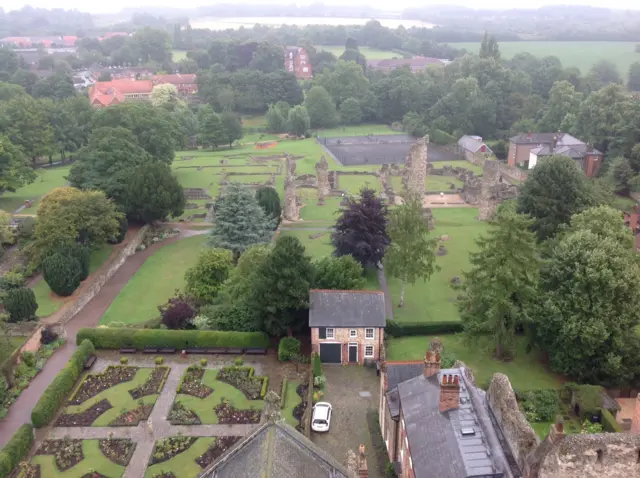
[311,365,381,478]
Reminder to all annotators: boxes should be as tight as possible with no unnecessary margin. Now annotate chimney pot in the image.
[359,444,365,455]
[435,352,440,362]
[453,375,459,385]
[426,350,432,360]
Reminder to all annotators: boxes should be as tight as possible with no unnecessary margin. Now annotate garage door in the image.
[319,343,341,363]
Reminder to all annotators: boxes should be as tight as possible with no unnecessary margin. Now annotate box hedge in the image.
[0,424,33,478]
[600,408,623,433]
[312,352,323,378]
[76,328,270,350]
[31,339,95,428]
[280,378,288,409]
[385,320,463,337]
[278,337,301,362]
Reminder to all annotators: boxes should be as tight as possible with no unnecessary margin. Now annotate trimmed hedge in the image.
[278,337,301,362]
[385,320,463,337]
[31,339,95,428]
[280,378,288,409]
[0,424,33,478]
[76,328,270,350]
[312,352,323,378]
[601,408,623,433]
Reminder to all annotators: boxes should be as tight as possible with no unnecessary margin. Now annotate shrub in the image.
[120,357,128,364]
[601,408,623,432]
[31,339,95,428]
[159,294,196,330]
[0,272,24,291]
[75,328,270,350]
[280,378,288,409]
[261,376,269,398]
[200,358,207,366]
[108,215,128,244]
[20,351,36,368]
[312,353,323,378]
[255,187,281,228]
[314,375,326,390]
[4,288,37,322]
[385,320,463,337]
[42,252,82,296]
[313,390,323,403]
[155,357,164,365]
[278,337,301,362]
[520,390,560,422]
[40,325,59,344]
[234,357,243,366]
[0,376,7,405]
[571,384,604,420]
[0,424,34,478]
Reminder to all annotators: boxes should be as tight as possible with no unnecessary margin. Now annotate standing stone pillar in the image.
[478,160,501,220]
[283,153,299,221]
[315,156,330,205]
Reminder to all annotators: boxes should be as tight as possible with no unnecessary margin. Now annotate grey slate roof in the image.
[309,289,386,327]
[198,421,350,478]
[457,135,493,154]
[385,362,424,418]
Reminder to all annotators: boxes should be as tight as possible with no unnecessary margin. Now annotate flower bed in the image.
[69,366,138,405]
[150,436,198,465]
[55,399,113,427]
[177,365,213,398]
[195,436,241,469]
[18,464,39,478]
[214,401,261,424]
[98,438,136,467]
[293,384,308,430]
[128,366,170,399]
[217,366,266,400]
[150,474,176,478]
[168,400,201,425]
[109,403,154,426]
[35,438,84,472]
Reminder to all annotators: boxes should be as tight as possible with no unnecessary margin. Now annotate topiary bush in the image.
[0,272,24,291]
[64,243,90,281]
[4,287,38,322]
[155,357,164,365]
[312,353,323,378]
[0,424,34,478]
[278,337,301,362]
[42,252,82,296]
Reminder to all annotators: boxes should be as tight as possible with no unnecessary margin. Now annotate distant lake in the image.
[191,16,435,30]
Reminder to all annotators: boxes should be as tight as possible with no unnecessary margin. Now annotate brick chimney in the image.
[439,374,460,413]
[631,393,640,434]
[357,444,368,477]
[548,420,566,444]
[424,350,441,378]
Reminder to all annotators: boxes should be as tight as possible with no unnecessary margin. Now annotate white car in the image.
[311,402,332,432]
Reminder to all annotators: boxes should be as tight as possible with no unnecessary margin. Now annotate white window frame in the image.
[365,345,374,358]
[365,328,375,340]
[326,328,335,339]
[349,329,357,338]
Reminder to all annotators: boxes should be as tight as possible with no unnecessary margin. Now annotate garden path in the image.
[0,226,208,447]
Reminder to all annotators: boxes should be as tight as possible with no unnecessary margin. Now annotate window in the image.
[365,328,374,340]
[365,345,374,358]
[350,329,357,338]
[326,328,334,339]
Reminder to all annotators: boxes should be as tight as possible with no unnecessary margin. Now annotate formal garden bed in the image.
[215,400,261,424]
[98,438,136,467]
[149,436,198,465]
[168,400,201,425]
[128,366,170,399]
[177,365,213,398]
[194,436,241,468]
[69,366,139,405]
[144,437,216,478]
[55,399,113,427]
[216,366,268,400]
[35,438,85,472]
[109,402,155,426]
[281,379,303,428]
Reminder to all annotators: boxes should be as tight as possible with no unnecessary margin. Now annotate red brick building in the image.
[154,74,198,97]
[285,47,312,79]
[88,79,153,107]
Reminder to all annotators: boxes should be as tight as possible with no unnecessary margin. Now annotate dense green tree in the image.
[537,80,582,132]
[252,235,314,336]
[564,205,636,250]
[185,248,234,302]
[628,62,640,91]
[265,104,287,133]
[0,209,15,245]
[584,59,623,91]
[384,200,439,308]
[533,229,640,385]
[606,156,636,195]
[458,204,539,359]
[122,162,185,223]
[313,255,365,290]
[209,183,274,260]
[0,82,27,101]
[339,48,367,69]
[42,252,82,297]
[304,86,339,129]
[0,48,19,76]
[151,83,181,108]
[10,69,39,95]
[220,111,243,147]
[32,73,75,101]
[249,42,284,73]
[3,287,38,322]
[255,186,281,227]
[197,105,225,149]
[132,27,172,63]
[0,95,53,163]
[0,135,35,194]
[517,155,598,240]
[332,187,390,268]
[339,97,362,125]
[479,31,500,60]
[287,105,310,136]
[316,60,369,107]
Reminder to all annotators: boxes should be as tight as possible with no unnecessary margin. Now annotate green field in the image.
[100,235,206,325]
[387,335,562,391]
[0,165,71,213]
[173,49,188,61]
[278,229,333,260]
[316,45,403,60]
[313,124,400,137]
[450,41,640,75]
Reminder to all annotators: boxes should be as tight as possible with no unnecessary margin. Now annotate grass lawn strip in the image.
[386,335,562,391]
[144,437,216,478]
[170,369,263,425]
[30,439,126,478]
[60,367,165,426]
[0,165,71,213]
[283,380,302,428]
[278,229,333,260]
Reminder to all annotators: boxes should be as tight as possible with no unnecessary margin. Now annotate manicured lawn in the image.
[278,229,333,260]
[315,45,403,60]
[172,368,264,424]
[299,196,342,221]
[387,208,488,323]
[432,160,483,175]
[173,49,188,61]
[29,439,126,477]
[240,131,280,144]
[242,115,267,128]
[33,243,114,317]
[100,235,207,325]
[227,174,273,184]
[61,367,167,426]
[0,165,71,213]
[144,437,216,478]
[283,380,302,428]
[336,174,380,194]
[425,175,463,192]
[386,335,562,391]
[313,123,401,137]
[449,41,639,75]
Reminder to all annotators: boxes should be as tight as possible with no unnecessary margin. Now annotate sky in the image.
[3,1,640,15]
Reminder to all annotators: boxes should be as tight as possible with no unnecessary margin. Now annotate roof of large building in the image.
[198,421,350,478]
[510,132,602,158]
[154,74,197,85]
[88,79,153,107]
[309,289,386,328]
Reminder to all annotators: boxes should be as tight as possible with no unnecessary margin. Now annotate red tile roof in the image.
[154,74,197,85]
[88,79,153,107]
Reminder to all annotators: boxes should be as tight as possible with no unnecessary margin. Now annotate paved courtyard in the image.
[310,365,381,478]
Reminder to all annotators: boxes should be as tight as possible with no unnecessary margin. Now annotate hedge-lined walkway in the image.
[0,227,208,448]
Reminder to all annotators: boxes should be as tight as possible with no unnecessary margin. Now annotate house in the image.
[154,74,198,97]
[379,351,521,478]
[367,56,445,72]
[508,132,603,177]
[88,79,154,107]
[458,135,493,155]
[309,289,385,365]
[284,46,312,79]
[197,421,365,477]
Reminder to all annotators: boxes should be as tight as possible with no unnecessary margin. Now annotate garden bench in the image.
[158,348,176,354]
[226,348,243,354]
[143,347,159,354]
[185,347,207,354]
[120,348,137,354]
[83,355,97,369]
[244,348,266,355]
[206,347,228,354]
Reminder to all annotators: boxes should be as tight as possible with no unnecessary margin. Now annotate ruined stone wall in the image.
[478,160,518,220]
[315,156,330,205]
[403,135,428,202]
[283,153,299,221]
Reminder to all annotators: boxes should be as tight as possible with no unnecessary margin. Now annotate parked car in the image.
[311,402,332,432]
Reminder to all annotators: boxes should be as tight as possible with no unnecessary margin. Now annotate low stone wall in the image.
[499,163,528,184]
[57,225,149,325]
